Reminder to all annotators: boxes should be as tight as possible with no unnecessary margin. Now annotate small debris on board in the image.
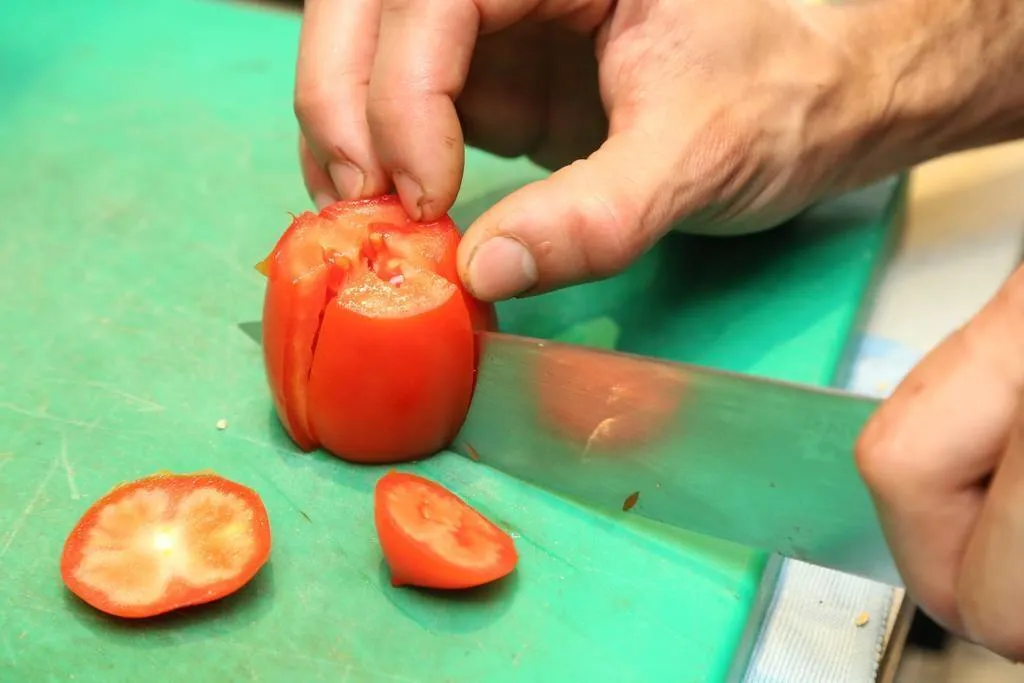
[464,443,481,462]
[216,418,228,431]
[854,611,870,627]
[622,491,640,511]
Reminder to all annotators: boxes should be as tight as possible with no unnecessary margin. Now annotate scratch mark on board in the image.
[0,403,96,428]
[0,455,60,561]
[93,386,164,413]
[59,435,80,500]
[38,379,165,413]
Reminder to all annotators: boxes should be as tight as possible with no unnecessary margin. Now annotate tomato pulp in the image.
[258,195,497,463]
[60,471,272,619]
[374,470,518,590]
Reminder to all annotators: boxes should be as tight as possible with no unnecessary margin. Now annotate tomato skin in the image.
[537,346,687,453]
[259,195,497,462]
[374,471,518,590]
[261,261,327,451]
[60,472,272,619]
[307,286,475,463]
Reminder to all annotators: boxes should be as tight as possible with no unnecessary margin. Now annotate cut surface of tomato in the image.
[374,470,518,590]
[259,194,497,463]
[60,471,271,619]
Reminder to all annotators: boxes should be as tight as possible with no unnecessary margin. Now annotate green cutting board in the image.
[0,1,905,681]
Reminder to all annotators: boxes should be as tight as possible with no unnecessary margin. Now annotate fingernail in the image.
[392,171,424,220]
[328,161,365,199]
[312,192,338,210]
[467,236,539,300]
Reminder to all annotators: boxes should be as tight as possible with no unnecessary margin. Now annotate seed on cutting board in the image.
[216,418,228,430]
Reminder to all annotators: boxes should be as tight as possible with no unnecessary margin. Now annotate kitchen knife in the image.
[238,321,900,586]
[456,331,901,587]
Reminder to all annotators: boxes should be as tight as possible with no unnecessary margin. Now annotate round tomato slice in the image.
[60,471,272,619]
[258,195,497,463]
[374,470,518,590]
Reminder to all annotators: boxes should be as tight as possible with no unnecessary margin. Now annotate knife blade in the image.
[454,331,900,587]
[237,320,899,586]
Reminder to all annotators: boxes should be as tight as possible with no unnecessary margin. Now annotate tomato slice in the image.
[259,195,497,463]
[60,471,272,619]
[373,470,518,590]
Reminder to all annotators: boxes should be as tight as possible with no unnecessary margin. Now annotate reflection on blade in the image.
[454,331,900,587]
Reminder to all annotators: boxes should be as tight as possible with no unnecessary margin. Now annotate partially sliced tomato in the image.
[259,194,497,463]
[60,471,272,619]
[373,470,518,590]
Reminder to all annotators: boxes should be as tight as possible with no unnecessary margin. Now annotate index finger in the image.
[366,0,481,221]
[366,0,604,221]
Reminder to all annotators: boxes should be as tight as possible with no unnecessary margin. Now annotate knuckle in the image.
[853,371,937,500]
[853,408,901,498]
[576,189,646,279]
[293,83,333,129]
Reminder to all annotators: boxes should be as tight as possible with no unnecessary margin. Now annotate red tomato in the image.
[60,471,272,619]
[258,195,497,463]
[374,470,518,590]
[536,345,687,454]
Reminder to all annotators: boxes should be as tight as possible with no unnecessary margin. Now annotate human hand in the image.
[857,265,1024,661]
[293,0,892,302]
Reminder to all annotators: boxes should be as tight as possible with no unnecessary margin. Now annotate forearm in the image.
[828,0,1024,183]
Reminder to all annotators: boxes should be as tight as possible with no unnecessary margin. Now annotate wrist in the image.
[817,0,1024,186]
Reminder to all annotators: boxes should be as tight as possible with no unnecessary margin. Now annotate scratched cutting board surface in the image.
[0,1,906,681]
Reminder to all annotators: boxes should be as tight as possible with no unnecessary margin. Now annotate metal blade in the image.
[454,331,900,586]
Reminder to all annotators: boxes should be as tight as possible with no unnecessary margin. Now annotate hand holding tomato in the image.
[259,196,495,464]
[291,0,983,302]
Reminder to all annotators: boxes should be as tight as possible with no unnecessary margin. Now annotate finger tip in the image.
[312,191,339,211]
[328,161,366,200]
[461,232,539,302]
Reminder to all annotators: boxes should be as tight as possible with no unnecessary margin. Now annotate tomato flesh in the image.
[60,471,272,619]
[374,470,518,589]
[259,195,497,463]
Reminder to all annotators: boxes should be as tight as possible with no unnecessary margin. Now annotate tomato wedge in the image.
[60,471,272,619]
[258,195,497,463]
[374,470,518,590]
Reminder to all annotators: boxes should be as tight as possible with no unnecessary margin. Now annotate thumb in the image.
[457,122,729,301]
